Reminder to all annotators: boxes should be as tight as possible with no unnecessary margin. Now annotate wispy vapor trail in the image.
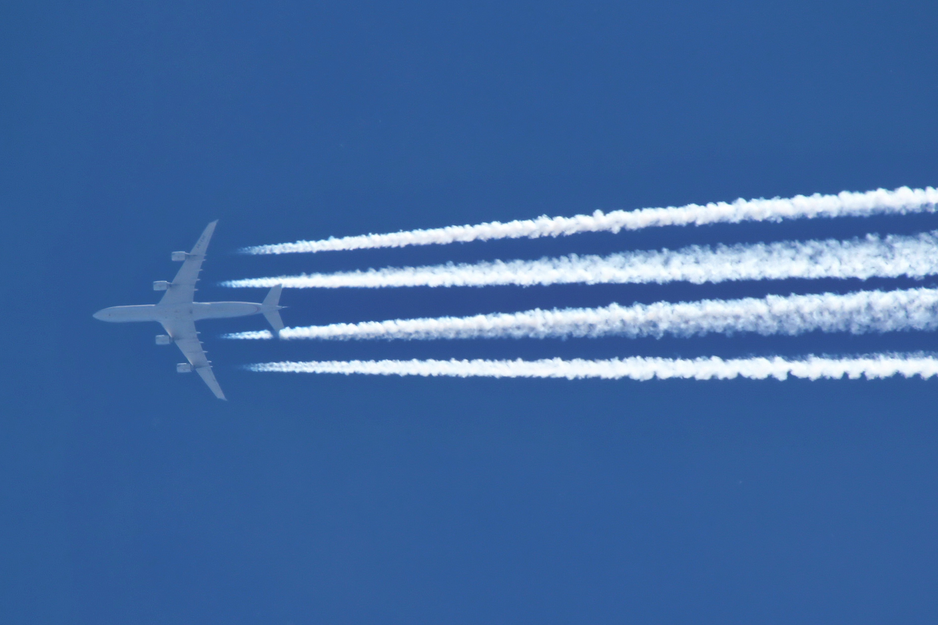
[248,354,938,381]
[243,187,938,254]
[222,232,938,289]
[224,288,938,342]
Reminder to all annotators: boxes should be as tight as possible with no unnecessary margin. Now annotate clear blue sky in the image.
[2,1,937,623]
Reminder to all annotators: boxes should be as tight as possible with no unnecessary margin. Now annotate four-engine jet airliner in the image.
[93,221,284,400]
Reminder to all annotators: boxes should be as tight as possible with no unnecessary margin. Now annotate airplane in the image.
[93,220,284,400]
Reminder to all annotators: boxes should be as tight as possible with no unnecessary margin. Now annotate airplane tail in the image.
[261,284,285,334]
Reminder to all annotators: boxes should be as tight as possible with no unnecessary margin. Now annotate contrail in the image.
[243,187,938,254]
[248,354,938,381]
[222,231,938,289]
[223,287,938,342]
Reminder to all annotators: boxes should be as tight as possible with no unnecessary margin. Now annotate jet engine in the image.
[171,251,188,261]
[153,280,171,291]
[155,334,172,345]
[176,363,192,373]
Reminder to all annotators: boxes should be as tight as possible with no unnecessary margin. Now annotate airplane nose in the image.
[93,309,106,320]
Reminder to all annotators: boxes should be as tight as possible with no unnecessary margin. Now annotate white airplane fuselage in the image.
[94,301,265,324]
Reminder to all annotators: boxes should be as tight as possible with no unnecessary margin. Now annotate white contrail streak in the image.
[222,231,938,289]
[223,288,938,342]
[248,354,938,381]
[243,187,938,254]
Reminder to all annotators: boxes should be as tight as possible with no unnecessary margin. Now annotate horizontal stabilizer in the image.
[262,284,285,333]
[264,310,285,333]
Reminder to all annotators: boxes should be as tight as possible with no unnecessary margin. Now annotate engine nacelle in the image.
[155,334,172,346]
[171,251,188,262]
[153,280,171,291]
[176,363,192,373]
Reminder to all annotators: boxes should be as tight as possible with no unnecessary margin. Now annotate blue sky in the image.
[2,1,938,623]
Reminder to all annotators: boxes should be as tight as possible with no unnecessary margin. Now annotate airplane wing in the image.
[160,220,218,306]
[161,317,227,400]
